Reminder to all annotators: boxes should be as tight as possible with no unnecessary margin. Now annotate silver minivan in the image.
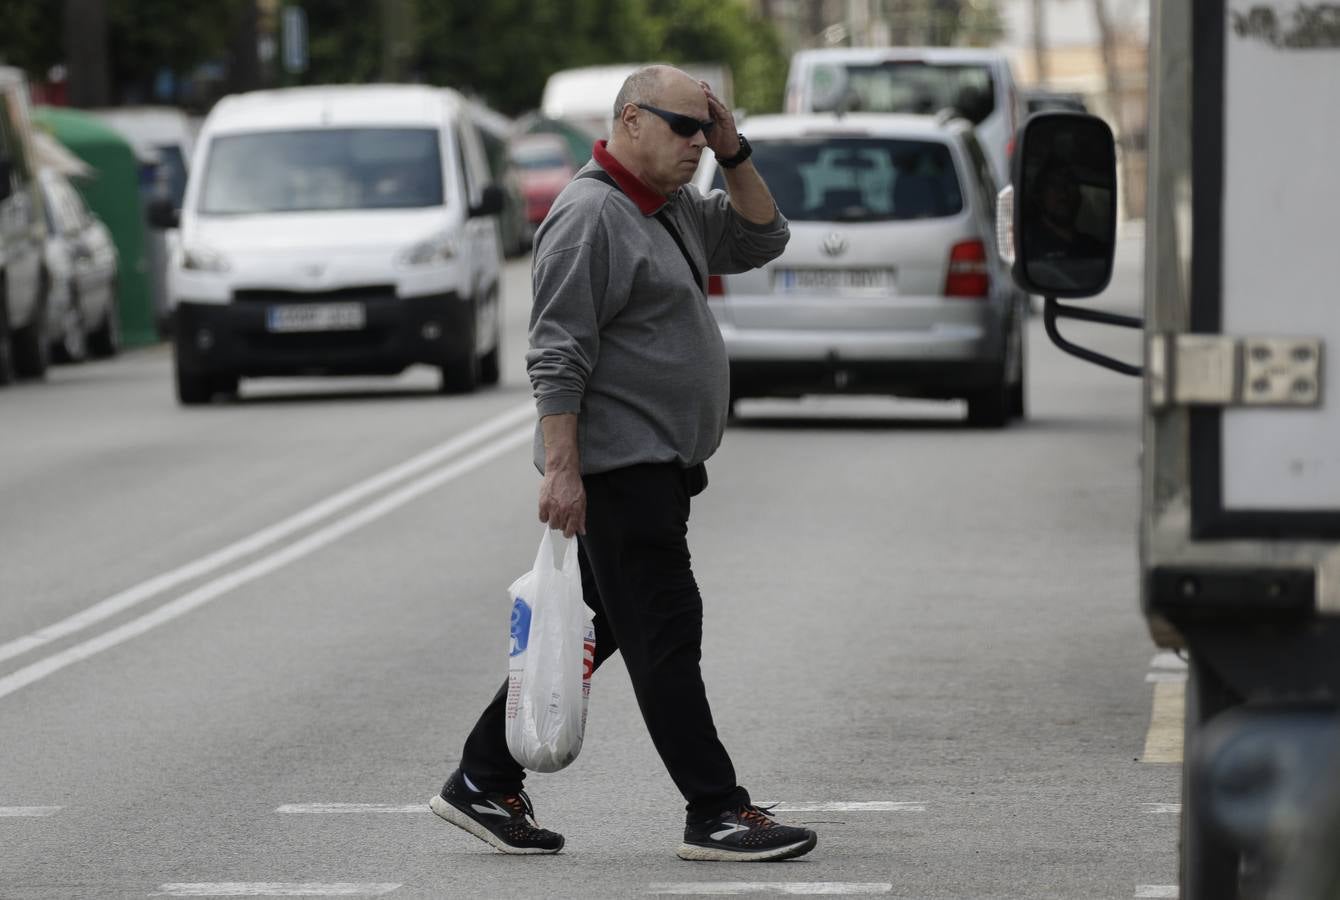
[0,66,50,384]
[785,48,1022,190]
[695,113,1027,426]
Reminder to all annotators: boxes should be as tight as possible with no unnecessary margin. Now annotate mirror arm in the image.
[1043,297,1143,377]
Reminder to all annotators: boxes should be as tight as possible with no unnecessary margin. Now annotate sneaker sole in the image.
[428,794,563,855]
[675,832,817,862]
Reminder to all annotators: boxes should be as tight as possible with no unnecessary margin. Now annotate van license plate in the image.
[776,268,894,292]
[266,303,366,333]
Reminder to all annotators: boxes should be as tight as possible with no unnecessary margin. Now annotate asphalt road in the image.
[0,237,1178,899]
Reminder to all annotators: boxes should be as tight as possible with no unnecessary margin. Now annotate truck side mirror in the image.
[147,195,179,230]
[470,184,504,218]
[1005,112,1117,299]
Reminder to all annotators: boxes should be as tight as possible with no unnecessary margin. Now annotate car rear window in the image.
[812,62,996,124]
[717,138,963,223]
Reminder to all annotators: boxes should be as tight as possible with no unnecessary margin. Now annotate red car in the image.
[510,134,576,230]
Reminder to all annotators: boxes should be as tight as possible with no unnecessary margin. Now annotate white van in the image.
[158,84,503,404]
[785,48,1021,188]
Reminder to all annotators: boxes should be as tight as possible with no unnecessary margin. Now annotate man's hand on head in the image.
[700,82,740,159]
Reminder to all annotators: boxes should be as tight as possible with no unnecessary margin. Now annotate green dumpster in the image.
[32,106,156,347]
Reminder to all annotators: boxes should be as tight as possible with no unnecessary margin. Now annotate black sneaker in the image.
[429,769,564,854]
[677,803,817,861]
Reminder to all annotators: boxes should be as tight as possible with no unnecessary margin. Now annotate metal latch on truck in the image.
[1148,335,1324,409]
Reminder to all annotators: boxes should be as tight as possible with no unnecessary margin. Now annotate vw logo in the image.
[821,232,848,257]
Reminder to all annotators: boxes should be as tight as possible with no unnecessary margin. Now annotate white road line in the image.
[1145,671,1189,683]
[152,884,400,897]
[649,885,892,896]
[1142,802,1181,815]
[1142,680,1186,764]
[0,806,60,817]
[0,426,533,702]
[1150,651,1188,671]
[758,802,924,813]
[0,402,534,666]
[1135,886,1178,899]
[276,804,425,814]
[273,801,923,815]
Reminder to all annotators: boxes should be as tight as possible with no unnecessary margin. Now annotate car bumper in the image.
[173,291,473,378]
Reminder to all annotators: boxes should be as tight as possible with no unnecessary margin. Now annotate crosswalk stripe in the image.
[1134,886,1178,898]
[648,884,892,896]
[152,884,399,897]
[1141,680,1185,763]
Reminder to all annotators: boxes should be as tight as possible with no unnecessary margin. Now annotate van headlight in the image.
[399,233,457,267]
[181,244,231,273]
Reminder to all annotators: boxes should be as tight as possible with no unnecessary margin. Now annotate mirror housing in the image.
[470,184,505,218]
[1006,112,1117,299]
[147,195,179,230]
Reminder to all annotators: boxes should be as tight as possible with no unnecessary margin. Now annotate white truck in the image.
[1002,2,1340,897]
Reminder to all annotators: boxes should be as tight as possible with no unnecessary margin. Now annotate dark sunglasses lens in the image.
[670,113,713,137]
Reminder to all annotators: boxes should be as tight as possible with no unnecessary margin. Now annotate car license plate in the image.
[775,268,895,292]
[266,303,366,333]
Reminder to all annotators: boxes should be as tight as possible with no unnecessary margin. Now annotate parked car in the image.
[153,84,505,404]
[38,168,119,361]
[784,48,1022,189]
[0,66,51,383]
[466,100,531,258]
[509,133,575,235]
[693,113,1027,426]
[89,106,197,335]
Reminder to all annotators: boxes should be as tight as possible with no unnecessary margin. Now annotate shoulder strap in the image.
[576,168,703,293]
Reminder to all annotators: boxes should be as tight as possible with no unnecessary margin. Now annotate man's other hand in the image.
[539,467,586,538]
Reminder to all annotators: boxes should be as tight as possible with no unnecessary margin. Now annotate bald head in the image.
[612,65,705,127]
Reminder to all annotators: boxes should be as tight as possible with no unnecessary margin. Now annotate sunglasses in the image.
[637,104,715,138]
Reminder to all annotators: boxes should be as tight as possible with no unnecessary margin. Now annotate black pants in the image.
[459,462,748,819]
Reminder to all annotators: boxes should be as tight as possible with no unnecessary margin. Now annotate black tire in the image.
[966,380,1009,427]
[0,282,15,386]
[88,296,120,358]
[52,289,89,364]
[1181,654,1242,899]
[479,310,501,386]
[214,374,239,399]
[440,303,479,394]
[176,368,215,405]
[12,283,50,379]
[1010,322,1027,420]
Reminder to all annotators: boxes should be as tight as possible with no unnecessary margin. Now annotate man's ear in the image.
[618,103,640,138]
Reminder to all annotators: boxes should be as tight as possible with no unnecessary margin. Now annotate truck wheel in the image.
[1009,323,1027,420]
[0,283,15,386]
[1181,654,1242,899]
[53,290,88,364]
[88,298,121,358]
[479,316,501,386]
[966,380,1009,427]
[176,369,215,405]
[440,308,479,394]
[12,287,50,379]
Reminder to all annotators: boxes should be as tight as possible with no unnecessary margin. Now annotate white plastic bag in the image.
[504,527,595,772]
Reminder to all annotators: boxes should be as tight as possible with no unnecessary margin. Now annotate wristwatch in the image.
[716,133,752,169]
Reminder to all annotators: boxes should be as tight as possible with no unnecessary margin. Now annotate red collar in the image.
[592,140,667,215]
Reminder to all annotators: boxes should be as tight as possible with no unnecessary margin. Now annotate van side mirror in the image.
[470,184,505,218]
[148,195,179,229]
[1005,112,1117,299]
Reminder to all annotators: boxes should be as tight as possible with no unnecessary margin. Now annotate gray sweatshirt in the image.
[527,157,790,475]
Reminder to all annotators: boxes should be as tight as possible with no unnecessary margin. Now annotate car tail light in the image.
[945,240,990,298]
[707,274,725,296]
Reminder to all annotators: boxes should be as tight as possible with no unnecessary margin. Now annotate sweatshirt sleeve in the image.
[525,192,622,418]
[694,185,791,275]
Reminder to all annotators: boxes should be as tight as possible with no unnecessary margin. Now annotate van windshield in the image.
[813,62,996,124]
[198,128,444,214]
[714,138,963,222]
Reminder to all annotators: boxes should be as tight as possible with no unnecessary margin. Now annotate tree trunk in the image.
[63,0,110,107]
[1032,0,1049,86]
[1091,0,1138,219]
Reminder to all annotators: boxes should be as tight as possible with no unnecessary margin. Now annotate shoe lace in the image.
[500,790,538,824]
[737,803,778,829]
